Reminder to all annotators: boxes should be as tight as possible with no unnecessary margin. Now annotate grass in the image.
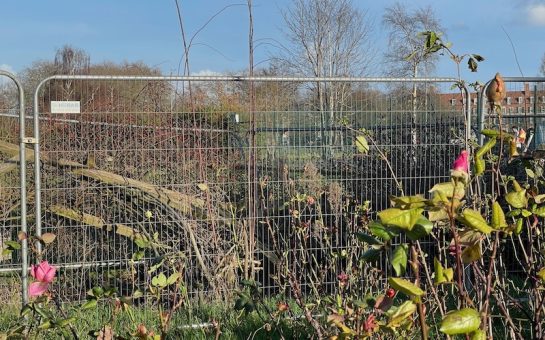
[0,297,310,339]
[0,275,536,338]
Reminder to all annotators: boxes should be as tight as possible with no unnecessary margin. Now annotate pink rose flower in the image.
[30,261,56,283]
[29,281,50,297]
[452,150,469,174]
[28,261,56,297]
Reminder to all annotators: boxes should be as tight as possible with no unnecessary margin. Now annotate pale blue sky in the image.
[1,0,544,82]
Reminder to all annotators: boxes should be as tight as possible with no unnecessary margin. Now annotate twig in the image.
[288,272,324,339]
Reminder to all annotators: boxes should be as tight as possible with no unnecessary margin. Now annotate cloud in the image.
[527,3,545,26]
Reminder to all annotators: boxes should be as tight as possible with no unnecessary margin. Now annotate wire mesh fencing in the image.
[477,78,545,278]
[24,75,470,304]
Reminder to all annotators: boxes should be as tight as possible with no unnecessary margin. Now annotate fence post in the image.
[0,70,28,305]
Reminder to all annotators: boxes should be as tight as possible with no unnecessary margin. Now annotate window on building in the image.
[517,106,523,113]
[506,97,512,105]
[530,96,535,104]
[518,96,524,104]
[450,98,456,106]
[541,95,545,103]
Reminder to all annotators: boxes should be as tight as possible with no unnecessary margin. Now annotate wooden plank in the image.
[71,168,206,217]
[48,204,140,239]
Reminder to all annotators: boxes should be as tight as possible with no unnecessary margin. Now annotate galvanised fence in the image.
[0,75,471,305]
[477,77,545,277]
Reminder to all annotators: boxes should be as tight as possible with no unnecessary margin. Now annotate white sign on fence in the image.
[51,101,81,114]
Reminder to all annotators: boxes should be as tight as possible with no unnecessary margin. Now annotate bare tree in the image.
[383,3,444,151]
[54,45,90,98]
[383,3,443,79]
[383,3,444,106]
[276,0,374,148]
[540,53,545,76]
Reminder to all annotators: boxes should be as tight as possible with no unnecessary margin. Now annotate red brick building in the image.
[440,83,545,114]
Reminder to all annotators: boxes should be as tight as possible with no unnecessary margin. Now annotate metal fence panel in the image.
[32,75,469,302]
[477,77,545,277]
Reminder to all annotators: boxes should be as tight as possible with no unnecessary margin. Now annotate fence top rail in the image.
[36,74,460,83]
[480,76,545,97]
[502,77,545,83]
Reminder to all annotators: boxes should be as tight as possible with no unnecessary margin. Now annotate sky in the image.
[1,0,544,84]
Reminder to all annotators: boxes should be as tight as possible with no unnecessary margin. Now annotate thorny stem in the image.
[410,243,429,340]
[345,126,404,196]
[416,241,446,317]
[448,180,474,308]
[481,231,500,333]
[288,272,324,339]
[472,263,526,340]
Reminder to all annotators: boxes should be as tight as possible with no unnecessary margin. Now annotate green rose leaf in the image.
[491,201,507,229]
[406,216,433,241]
[361,247,382,262]
[390,195,428,209]
[391,244,408,276]
[4,241,21,250]
[378,208,424,231]
[470,329,487,340]
[388,277,425,297]
[476,138,496,158]
[387,301,417,328]
[506,190,528,209]
[429,181,465,200]
[475,157,485,176]
[355,135,369,154]
[355,232,382,245]
[457,209,493,234]
[434,257,453,285]
[369,221,397,241]
[534,206,545,217]
[481,129,500,138]
[444,268,454,282]
[440,308,481,335]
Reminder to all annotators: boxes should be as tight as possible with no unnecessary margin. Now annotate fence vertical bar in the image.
[464,85,472,150]
[477,84,486,146]
[33,82,44,257]
[534,84,538,145]
[0,70,28,304]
